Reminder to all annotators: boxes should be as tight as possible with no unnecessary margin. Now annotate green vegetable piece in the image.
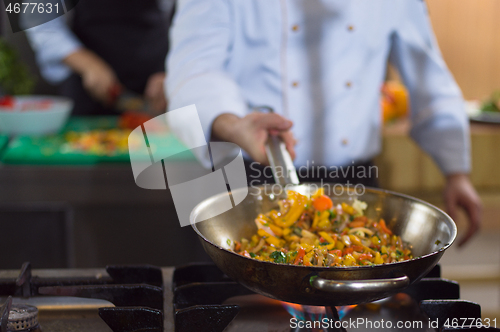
[227,239,231,246]
[286,251,298,263]
[250,252,256,258]
[0,38,36,95]
[293,227,302,236]
[270,250,286,264]
[481,90,500,113]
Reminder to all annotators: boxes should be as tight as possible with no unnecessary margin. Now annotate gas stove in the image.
[0,262,497,332]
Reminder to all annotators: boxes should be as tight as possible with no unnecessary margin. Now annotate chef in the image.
[25,0,175,115]
[166,0,481,246]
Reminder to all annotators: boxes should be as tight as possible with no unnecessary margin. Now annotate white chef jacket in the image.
[166,0,470,175]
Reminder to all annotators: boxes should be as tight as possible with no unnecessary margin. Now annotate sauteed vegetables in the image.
[230,189,413,267]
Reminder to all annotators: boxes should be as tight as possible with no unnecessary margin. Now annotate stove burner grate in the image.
[172,263,500,332]
[0,262,498,332]
[0,263,165,332]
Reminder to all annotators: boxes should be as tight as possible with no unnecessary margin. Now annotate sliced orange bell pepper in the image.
[379,219,393,235]
[294,247,305,265]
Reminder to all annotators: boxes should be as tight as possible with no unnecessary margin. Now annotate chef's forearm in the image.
[63,48,119,103]
[24,16,83,84]
[211,113,241,142]
[63,48,104,76]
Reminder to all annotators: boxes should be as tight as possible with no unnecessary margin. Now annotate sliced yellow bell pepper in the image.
[312,212,321,229]
[319,231,336,245]
[341,202,354,215]
[275,191,308,228]
[257,229,270,238]
[311,188,324,200]
[374,252,384,264]
[269,224,283,237]
[251,234,259,246]
[343,254,356,266]
[265,236,282,247]
[268,210,281,222]
[304,251,315,263]
[348,234,363,246]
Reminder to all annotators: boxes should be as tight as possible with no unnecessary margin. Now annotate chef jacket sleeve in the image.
[166,0,247,168]
[25,16,83,84]
[388,0,471,175]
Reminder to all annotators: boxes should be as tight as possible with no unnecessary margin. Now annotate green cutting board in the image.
[0,135,8,157]
[1,116,195,165]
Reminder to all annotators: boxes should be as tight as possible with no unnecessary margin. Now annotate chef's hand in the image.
[212,112,296,165]
[64,48,120,104]
[144,72,167,114]
[444,173,482,247]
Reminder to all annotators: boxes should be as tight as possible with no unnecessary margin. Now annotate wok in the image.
[190,108,456,306]
[191,185,456,306]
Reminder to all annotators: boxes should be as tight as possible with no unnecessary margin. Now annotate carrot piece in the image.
[358,253,373,261]
[379,219,393,235]
[343,247,354,255]
[352,245,364,252]
[234,241,241,252]
[240,251,251,258]
[353,216,368,223]
[294,248,305,265]
[348,221,366,228]
[329,249,342,256]
[312,195,333,212]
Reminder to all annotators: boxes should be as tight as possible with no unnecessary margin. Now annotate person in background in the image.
[166,0,482,246]
[25,0,175,115]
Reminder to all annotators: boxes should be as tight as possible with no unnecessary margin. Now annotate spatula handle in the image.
[254,106,299,186]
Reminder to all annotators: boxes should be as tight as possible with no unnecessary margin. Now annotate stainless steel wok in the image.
[191,184,456,306]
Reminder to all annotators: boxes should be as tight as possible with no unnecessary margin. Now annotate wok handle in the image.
[311,275,410,293]
[254,106,299,186]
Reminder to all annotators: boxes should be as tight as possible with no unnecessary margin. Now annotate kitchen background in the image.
[0,0,499,324]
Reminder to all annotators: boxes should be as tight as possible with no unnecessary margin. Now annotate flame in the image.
[281,302,357,322]
[337,305,357,319]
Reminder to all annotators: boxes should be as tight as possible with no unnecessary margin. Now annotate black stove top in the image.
[0,262,497,332]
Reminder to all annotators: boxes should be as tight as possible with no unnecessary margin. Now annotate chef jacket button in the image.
[292,24,300,32]
[342,139,349,146]
[292,81,299,88]
[345,81,352,88]
[347,25,354,31]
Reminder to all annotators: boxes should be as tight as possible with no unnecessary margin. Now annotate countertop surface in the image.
[0,116,195,165]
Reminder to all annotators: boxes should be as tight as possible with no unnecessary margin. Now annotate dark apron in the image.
[60,0,171,115]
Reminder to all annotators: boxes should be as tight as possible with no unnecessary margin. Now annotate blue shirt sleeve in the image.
[25,16,83,84]
[389,1,470,175]
[166,0,247,166]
